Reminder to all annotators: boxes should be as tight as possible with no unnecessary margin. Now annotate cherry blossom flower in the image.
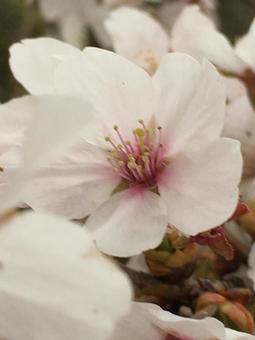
[110,302,255,340]
[0,211,132,340]
[7,41,242,257]
[105,6,246,102]
[171,5,255,76]
[105,7,169,74]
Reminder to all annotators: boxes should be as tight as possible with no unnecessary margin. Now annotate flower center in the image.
[105,120,169,188]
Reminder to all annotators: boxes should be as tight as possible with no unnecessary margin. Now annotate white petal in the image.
[0,212,132,340]
[86,188,167,257]
[235,18,255,72]
[158,138,242,235]
[24,142,119,219]
[223,94,255,177]
[0,96,31,156]
[154,53,226,154]
[144,303,226,339]
[226,328,255,339]
[58,15,85,48]
[105,7,169,74]
[54,48,154,141]
[9,38,79,94]
[222,76,247,102]
[127,254,150,274]
[171,5,247,74]
[0,94,95,212]
[110,303,161,340]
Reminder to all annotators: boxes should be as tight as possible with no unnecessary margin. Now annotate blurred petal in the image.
[223,94,255,177]
[171,5,247,74]
[235,18,255,72]
[105,7,169,74]
[0,212,132,340]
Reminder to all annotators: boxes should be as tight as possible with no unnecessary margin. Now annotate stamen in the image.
[105,122,168,187]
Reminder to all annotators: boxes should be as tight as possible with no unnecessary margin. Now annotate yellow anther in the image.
[134,128,145,138]
[113,125,118,130]
[105,136,111,142]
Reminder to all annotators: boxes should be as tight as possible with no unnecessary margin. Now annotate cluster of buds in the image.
[195,290,255,334]
[145,228,198,278]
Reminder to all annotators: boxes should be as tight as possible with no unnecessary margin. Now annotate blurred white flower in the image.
[171,5,255,76]
[105,7,169,74]
[8,41,242,256]
[110,302,255,340]
[35,0,110,47]
[157,0,218,33]
[0,211,132,340]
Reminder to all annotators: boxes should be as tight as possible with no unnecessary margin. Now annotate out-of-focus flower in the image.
[157,0,218,33]
[33,0,110,47]
[0,211,132,340]
[196,291,255,334]
[105,7,169,74]
[110,302,255,339]
[7,42,242,257]
[171,5,252,75]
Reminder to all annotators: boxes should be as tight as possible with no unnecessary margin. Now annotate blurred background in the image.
[1,0,255,102]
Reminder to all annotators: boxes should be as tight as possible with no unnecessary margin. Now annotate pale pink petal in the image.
[105,7,169,74]
[158,138,242,235]
[9,38,79,94]
[223,95,255,177]
[154,54,226,154]
[0,94,95,212]
[0,96,31,156]
[54,48,154,141]
[235,18,255,72]
[86,188,167,257]
[171,5,247,74]
[24,142,119,219]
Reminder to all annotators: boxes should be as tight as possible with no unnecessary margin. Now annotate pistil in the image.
[105,120,169,188]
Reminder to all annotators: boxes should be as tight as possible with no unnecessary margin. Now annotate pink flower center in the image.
[105,120,169,188]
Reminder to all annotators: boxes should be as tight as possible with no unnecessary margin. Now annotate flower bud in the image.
[196,292,255,334]
[145,229,198,277]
